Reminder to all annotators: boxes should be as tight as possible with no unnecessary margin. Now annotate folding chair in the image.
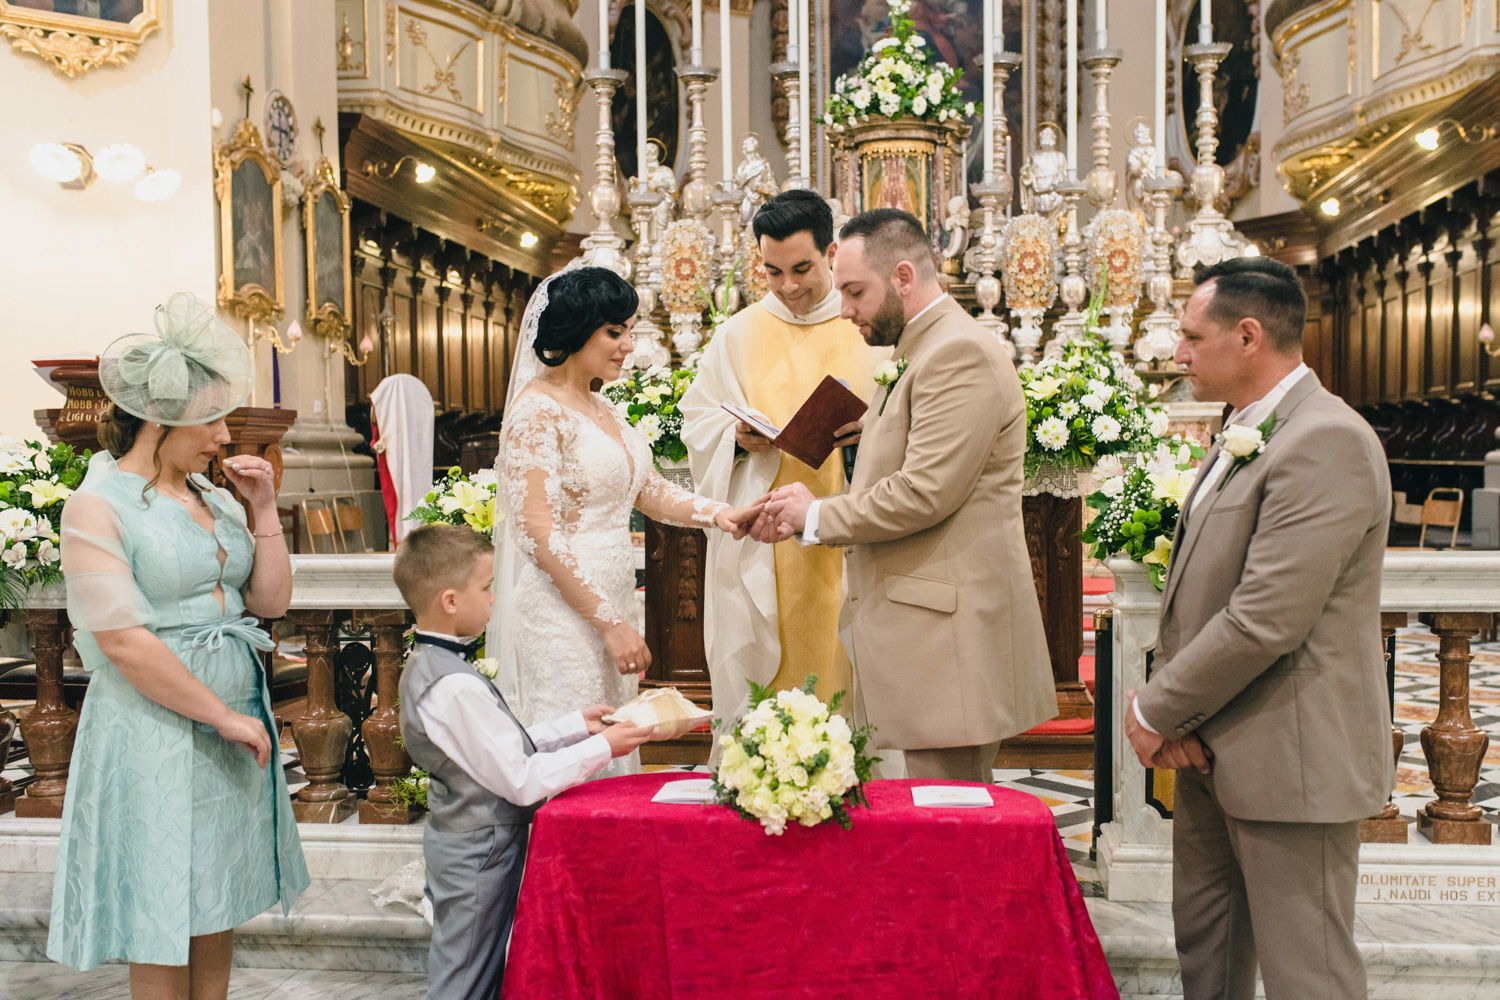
[1418,487,1463,549]
[300,498,343,554]
[334,495,366,553]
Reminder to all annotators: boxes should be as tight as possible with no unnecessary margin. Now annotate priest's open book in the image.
[720,374,869,469]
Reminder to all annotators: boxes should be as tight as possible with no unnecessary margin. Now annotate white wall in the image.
[0,3,215,441]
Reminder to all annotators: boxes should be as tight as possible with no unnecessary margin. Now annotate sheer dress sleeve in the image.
[501,397,625,631]
[634,464,729,529]
[60,489,156,633]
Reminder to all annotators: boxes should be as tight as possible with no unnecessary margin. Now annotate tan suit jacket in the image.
[816,297,1055,749]
[1138,372,1394,823]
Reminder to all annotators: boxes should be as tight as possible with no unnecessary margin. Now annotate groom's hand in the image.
[1124,690,1166,769]
[749,509,795,543]
[765,482,815,535]
[582,704,615,734]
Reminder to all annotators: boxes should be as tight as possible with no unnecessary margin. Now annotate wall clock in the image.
[266,92,298,165]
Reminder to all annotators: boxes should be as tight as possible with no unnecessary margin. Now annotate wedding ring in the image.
[627,662,637,670]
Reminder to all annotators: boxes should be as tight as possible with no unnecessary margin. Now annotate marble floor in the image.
[0,963,427,1000]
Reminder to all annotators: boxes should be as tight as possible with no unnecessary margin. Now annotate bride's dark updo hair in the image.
[533,266,639,367]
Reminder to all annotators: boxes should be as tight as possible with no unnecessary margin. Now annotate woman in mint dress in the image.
[46,293,308,999]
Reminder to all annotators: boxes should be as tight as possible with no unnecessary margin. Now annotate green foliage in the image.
[599,364,699,467]
[0,440,90,610]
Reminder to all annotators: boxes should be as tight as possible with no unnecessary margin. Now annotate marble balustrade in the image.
[1099,552,1500,903]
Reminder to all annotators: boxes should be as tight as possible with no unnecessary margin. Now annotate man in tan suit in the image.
[1125,256,1393,999]
[763,209,1055,782]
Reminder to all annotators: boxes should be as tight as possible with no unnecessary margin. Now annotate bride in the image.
[489,265,761,776]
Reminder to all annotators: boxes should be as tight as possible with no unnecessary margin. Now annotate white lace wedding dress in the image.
[495,389,725,777]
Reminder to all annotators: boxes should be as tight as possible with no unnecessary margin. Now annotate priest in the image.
[681,190,887,738]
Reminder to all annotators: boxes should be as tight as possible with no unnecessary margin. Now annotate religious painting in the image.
[214,119,285,324]
[609,5,680,183]
[303,157,353,342]
[822,0,1057,197]
[0,0,159,77]
[859,144,931,228]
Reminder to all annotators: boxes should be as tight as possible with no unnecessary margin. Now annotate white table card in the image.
[652,778,716,804]
[912,785,994,808]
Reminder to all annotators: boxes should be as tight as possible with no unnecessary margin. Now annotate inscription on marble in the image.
[1358,870,1500,905]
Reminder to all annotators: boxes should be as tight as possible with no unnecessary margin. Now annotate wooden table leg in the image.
[1361,612,1410,843]
[288,610,356,823]
[16,609,78,819]
[1414,612,1493,845]
[357,610,418,824]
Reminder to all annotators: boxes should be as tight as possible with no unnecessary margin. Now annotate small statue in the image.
[1019,123,1068,217]
[1125,120,1157,217]
[941,194,970,263]
[961,206,987,278]
[826,196,851,236]
[639,140,678,237]
[734,134,780,226]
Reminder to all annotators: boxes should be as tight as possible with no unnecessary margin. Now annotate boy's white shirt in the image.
[412,630,611,806]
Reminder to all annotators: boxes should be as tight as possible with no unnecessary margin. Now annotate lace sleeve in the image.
[500,397,624,631]
[61,489,156,633]
[635,463,730,529]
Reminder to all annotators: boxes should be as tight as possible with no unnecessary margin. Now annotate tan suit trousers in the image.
[903,742,1000,783]
[1173,767,1366,1000]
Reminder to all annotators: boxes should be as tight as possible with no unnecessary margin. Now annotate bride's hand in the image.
[602,623,651,675]
[714,503,763,540]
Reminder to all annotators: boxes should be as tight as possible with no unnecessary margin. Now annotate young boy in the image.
[393,524,653,1000]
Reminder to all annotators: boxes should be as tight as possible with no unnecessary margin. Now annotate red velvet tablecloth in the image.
[502,774,1117,999]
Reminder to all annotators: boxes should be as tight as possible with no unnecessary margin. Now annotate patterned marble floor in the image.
[0,962,427,1000]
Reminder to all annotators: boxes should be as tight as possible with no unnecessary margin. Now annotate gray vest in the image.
[398,643,540,832]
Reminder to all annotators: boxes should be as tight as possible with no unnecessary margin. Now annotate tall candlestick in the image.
[798,0,809,184]
[720,0,732,179]
[598,0,610,69]
[787,0,799,62]
[983,0,994,179]
[635,0,647,186]
[1198,0,1212,44]
[1066,0,1078,172]
[997,0,1003,37]
[692,0,703,62]
[1154,0,1166,169]
[1095,0,1107,49]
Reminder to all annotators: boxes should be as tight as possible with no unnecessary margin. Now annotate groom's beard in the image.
[864,285,906,347]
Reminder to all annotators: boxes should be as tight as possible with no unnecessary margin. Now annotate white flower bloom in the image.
[1059,401,1080,419]
[32,452,50,473]
[910,35,925,47]
[0,509,37,541]
[1081,393,1105,412]
[1091,415,1122,443]
[35,539,58,566]
[637,414,663,445]
[2,543,26,569]
[1100,476,1126,499]
[873,37,900,52]
[911,95,928,117]
[1150,468,1196,505]
[964,101,976,116]
[0,453,26,474]
[853,88,872,110]
[1035,417,1070,451]
[879,94,902,116]
[1221,424,1265,458]
[472,468,498,487]
[1086,379,1115,402]
[874,360,902,385]
[1094,455,1126,480]
[1149,409,1171,437]
[472,657,500,680]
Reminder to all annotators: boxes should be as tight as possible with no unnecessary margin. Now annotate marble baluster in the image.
[15,609,77,819]
[358,609,417,823]
[290,609,357,823]
[1361,611,1411,843]
[1414,611,1493,844]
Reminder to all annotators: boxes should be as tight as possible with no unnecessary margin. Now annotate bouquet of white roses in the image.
[0,438,88,609]
[711,675,878,836]
[406,466,500,540]
[1019,335,1165,477]
[821,0,976,129]
[1081,438,1205,590]
[601,363,698,467]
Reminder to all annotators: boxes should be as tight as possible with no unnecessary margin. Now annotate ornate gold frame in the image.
[302,156,364,362]
[214,118,285,324]
[0,0,161,78]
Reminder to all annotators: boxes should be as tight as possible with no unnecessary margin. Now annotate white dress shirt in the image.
[802,293,951,545]
[1134,362,1312,736]
[412,630,611,806]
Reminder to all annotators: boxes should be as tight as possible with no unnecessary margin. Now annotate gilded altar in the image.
[827,117,968,238]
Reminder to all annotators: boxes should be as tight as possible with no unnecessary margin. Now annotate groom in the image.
[1126,256,1392,998]
[762,208,1055,781]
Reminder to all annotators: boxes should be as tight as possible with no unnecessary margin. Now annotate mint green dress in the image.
[46,452,308,970]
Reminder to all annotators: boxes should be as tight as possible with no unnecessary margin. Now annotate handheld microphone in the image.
[836,378,858,484]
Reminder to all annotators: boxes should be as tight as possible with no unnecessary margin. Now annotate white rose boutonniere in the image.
[874,358,910,416]
[472,657,500,680]
[1216,412,1280,492]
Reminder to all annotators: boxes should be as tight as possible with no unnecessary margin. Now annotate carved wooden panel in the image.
[642,522,711,702]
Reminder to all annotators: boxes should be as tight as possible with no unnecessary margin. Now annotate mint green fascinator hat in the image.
[99,292,255,426]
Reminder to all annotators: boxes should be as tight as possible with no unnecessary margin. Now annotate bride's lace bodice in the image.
[498,390,726,632]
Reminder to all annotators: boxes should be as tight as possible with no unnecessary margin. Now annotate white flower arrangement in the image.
[406,466,500,540]
[1019,335,1159,475]
[711,676,878,837]
[821,0,976,130]
[1081,437,1206,590]
[601,362,699,467]
[0,438,87,609]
